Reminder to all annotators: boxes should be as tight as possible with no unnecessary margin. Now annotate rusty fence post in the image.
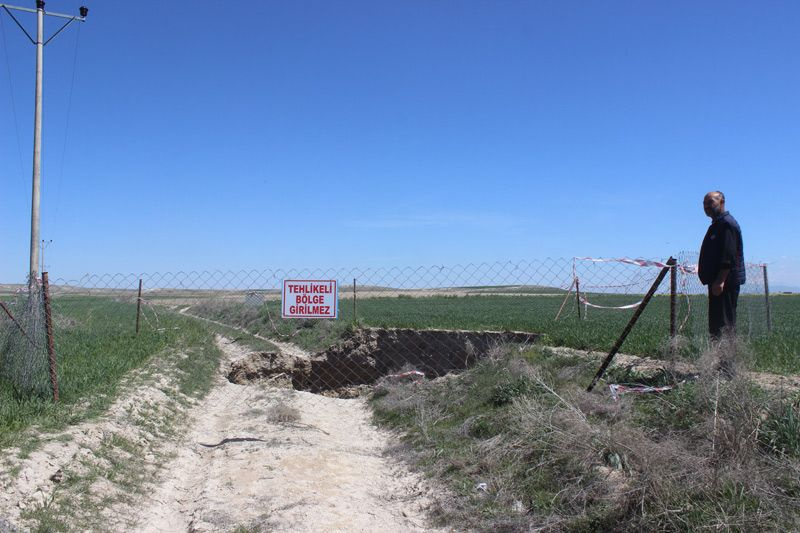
[136,278,143,335]
[670,263,677,351]
[41,272,59,403]
[763,265,772,332]
[587,257,676,392]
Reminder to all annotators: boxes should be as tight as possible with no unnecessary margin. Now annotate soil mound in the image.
[227,351,309,386]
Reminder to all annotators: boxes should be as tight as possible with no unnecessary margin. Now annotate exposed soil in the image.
[227,327,539,397]
[136,336,444,532]
[0,345,192,530]
[0,336,446,532]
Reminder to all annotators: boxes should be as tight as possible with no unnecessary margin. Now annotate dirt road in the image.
[0,336,443,532]
[136,336,441,532]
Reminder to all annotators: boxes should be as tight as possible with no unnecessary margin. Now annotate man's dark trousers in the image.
[708,282,740,339]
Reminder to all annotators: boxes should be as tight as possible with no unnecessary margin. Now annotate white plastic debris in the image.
[609,383,673,401]
[386,370,425,381]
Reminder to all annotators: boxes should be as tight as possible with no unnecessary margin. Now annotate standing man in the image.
[698,191,746,341]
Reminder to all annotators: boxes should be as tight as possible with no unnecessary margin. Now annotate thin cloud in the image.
[346,213,520,230]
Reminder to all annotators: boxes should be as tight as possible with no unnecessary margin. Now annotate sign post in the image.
[282,280,338,319]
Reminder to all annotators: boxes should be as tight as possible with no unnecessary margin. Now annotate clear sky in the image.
[1,1,797,286]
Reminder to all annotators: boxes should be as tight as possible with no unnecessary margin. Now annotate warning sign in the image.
[281,280,338,319]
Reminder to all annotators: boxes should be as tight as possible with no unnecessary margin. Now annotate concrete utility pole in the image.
[31,1,43,285]
[1,1,87,286]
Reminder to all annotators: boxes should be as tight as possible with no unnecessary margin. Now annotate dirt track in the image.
[0,336,443,532]
[138,336,441,532]
[3,328,795,531]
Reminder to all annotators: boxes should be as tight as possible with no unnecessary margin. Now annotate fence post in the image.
[41,272,59,403]
[554,278,576,321]
[575,277,582,320]
[670,263,677,350]
[135,278,143,335]
[763,265,772,332]
[353,278,357,325]
[587,257,676,392]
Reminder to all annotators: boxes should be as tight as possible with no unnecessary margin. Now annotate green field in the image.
[190,292,800,374]
[3,289,797,442]
[0,295,276,451]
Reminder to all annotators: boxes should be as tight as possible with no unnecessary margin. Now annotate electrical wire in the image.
[52,22,81,229]
[0,12,28,197]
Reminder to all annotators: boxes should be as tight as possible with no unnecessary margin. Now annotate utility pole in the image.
[1,2,87,287]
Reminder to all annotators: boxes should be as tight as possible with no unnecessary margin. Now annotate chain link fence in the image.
[1,256,778,398]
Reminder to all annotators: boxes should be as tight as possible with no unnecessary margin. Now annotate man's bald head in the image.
[703,191,726,218]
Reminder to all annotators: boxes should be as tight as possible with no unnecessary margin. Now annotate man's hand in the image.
[712,268,730,297]
[711,280,725,296]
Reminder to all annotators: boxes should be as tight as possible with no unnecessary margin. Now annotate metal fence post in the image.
[135,278,143,335]
[575,277,582,320]
[41,272,59,402]
[763,265,772,332]
[353,278,357,325]
[554,278,576,321]
[670,263,677,349]
[587,257,676,392]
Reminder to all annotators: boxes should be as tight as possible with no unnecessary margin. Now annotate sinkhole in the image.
[227,327,539,397]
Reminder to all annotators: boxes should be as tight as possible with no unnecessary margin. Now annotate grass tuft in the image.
[370,344,800,531]
[266,402,301,423]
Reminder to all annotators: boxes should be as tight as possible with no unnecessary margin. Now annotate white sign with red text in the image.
[281,280,338,319]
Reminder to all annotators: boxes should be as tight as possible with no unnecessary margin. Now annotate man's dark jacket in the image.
[699,211,745,286]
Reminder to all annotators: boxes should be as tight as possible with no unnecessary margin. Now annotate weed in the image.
[371,345,800,531]
[760,397,800,458]
[266,403,301,423]
[489,378,534,407]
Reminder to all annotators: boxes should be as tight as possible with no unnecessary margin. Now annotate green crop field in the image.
[188,292,800,374]
[0,295,277,450]
[3,290,796,439]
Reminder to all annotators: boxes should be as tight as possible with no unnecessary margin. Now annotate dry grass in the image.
[371,343,800,531]
[266,402,301,423]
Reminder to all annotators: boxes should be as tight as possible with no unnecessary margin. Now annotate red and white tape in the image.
[572,256,697,311]
[579,296,642,310]
[574,257,697,274]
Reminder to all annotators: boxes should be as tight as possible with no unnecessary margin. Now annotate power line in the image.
[0,12,27,197]
[53,23,81,229]
[0,2,88,284]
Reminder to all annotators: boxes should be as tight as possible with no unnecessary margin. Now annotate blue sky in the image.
[1,1,798,286]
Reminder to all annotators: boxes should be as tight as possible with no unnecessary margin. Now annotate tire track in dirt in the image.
[177,307,311,361]
[137,336,443,532]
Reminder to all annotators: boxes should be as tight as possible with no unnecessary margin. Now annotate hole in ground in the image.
[227,327,540,397]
